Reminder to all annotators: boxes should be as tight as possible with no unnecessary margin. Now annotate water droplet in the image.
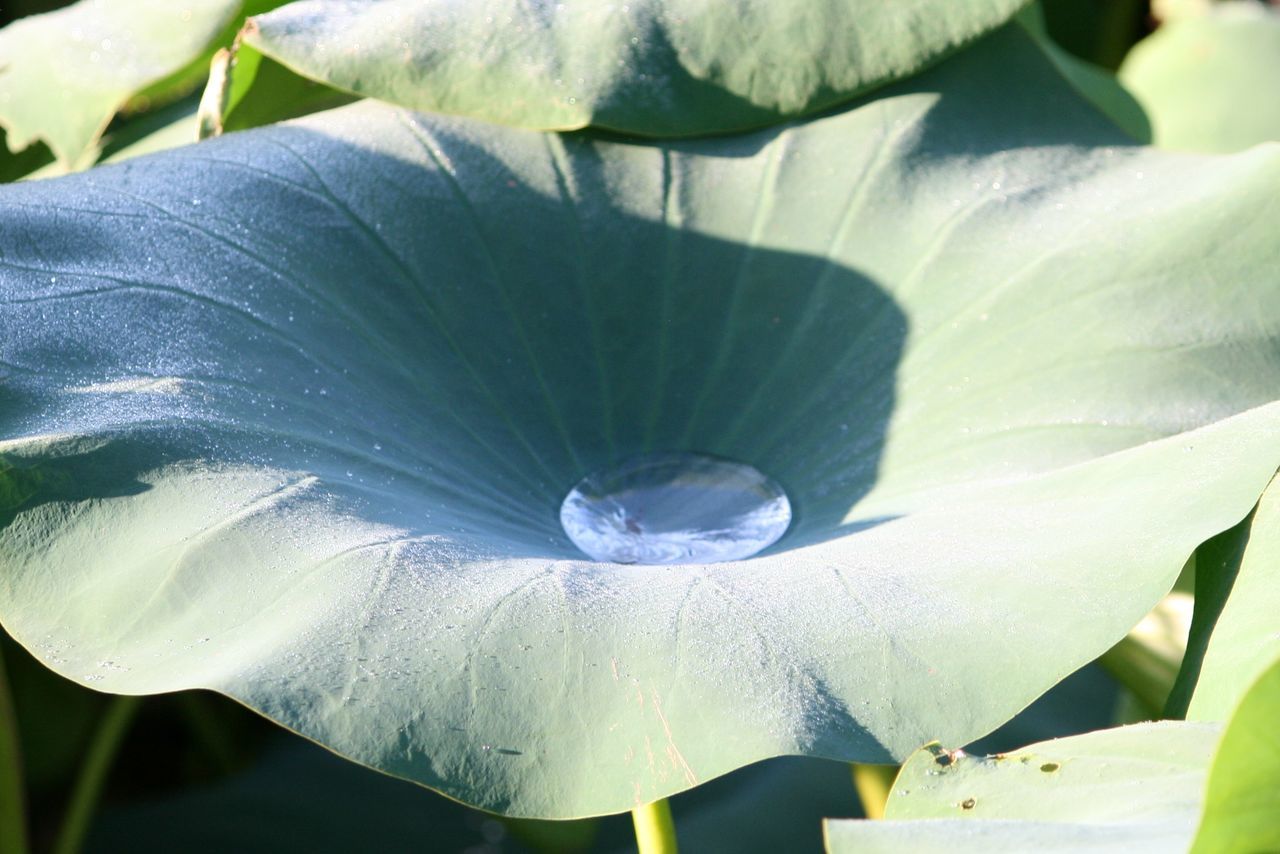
[559,452,791,565]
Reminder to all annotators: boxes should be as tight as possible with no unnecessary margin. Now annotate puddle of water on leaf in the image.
[559,452,791,565]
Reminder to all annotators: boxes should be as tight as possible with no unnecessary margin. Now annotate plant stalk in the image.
[851,763,898,820]
[0,645,30,854]
[631,798,678,854]
[52,695,142,854]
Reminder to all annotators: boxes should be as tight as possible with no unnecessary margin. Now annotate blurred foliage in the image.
[0,0,74,26]
[1041,0,1152,68]
[1121,1,1280,152]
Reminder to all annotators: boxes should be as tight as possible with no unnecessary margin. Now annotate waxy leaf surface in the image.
[0,0,241,169]
[1120,2,1280,153]
[827,657,1280,853]
[4,26,1280,816]
[825,722,1215,853]
[226,0,1029,136]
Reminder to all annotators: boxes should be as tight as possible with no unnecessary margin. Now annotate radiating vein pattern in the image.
[2,24,1280,819]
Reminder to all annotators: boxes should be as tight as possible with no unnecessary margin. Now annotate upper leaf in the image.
[225,0,1031,136]
[4,24,1280,817]
[0,0,241,169]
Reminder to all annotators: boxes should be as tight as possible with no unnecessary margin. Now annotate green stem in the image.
[52,695,142,854]
[631,798,678,854]
[851,763,898,820]
[0,646,30,854]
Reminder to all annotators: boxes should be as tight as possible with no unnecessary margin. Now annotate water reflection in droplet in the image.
[559,452,791,565]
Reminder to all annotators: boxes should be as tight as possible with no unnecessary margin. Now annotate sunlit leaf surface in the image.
[4,25,1280,816]
[0,0,241,169]
[1120,2,1280,153]
[224,0,1029,136]
[825,722,1215,853]
[826,657,1280,853]
[1191,657,1280,854]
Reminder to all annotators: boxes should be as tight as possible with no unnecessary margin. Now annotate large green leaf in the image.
[0,0,242,169]
[4,24,1280,817]
[825,658,1280,853]
[1119,2,1280,153]
[887,723,1213,823]
[825,721,1213,852]
[219,0,1030,136]
[90,736,858,853]
[1172,476,1280,721]
[84,670,1138,852]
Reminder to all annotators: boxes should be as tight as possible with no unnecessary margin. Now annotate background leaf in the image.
[5,24,1280,816]
[1120,2,1280,153]
[1015,6,1151,141]
[887,723,1213,823]
[1190,657,1280,854]
[0,0,242,169]
[827,655,1280,853]
[1170,475,1280,721]
[220,0,1030,136]
[825,722,1216,852]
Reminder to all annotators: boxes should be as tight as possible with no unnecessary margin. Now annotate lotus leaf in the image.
[825,722,1214,852]
[0,0,243,170]
[825,656,1280,853]
[219,0,1030,136]
[1120,2,1280,153]
[3,25,1280,817]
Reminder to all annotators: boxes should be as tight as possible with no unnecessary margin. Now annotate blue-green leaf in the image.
[4,25,1280,816]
